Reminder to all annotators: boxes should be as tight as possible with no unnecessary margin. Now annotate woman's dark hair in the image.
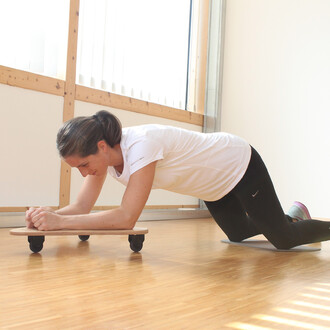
[56,110,122,158]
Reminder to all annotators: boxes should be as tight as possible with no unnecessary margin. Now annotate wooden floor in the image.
[1,218,330,329]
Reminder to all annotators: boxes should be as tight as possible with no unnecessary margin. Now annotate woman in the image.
[26,110,330,249]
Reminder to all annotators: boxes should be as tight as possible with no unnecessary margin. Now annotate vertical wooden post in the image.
[186,0,210,114]
[193,0,209,114]
[59,0,80,208]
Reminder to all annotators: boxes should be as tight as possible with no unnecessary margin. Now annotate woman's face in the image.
[65,153,108,177]
[64,141,122,177]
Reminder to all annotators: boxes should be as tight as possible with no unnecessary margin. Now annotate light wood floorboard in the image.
[1,218,330,329]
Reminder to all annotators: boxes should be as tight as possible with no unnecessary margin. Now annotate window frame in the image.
[0,0,210,211]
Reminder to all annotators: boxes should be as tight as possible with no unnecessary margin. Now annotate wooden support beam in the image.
[59,0,80,208]
[0,65,64,96]
[195,0,210,114]
[76,85,204,126]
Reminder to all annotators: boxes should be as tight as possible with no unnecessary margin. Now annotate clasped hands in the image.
[26,207,62,231]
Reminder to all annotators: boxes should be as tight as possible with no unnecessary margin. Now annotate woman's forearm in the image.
[55,202,92,216]
[30,207,137,231]
[59,207,136,230]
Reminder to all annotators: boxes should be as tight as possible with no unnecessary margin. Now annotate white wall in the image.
[0,84,62,206]
[221,0,330,217]
[0,84,200,209]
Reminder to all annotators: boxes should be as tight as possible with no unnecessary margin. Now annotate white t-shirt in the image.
[108,124,251,201]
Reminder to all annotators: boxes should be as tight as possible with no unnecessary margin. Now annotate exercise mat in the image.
[221,239,321,252]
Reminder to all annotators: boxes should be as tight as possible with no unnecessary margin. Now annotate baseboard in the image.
[139,208,211,221]
[0,208,211,228]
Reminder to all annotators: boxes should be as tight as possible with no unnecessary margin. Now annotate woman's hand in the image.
[26,207,61,231]
[26,207,36,228]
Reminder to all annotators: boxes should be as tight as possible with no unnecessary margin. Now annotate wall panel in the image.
[0,84,63,206]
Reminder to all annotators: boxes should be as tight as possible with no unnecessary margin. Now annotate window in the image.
[0,0,207,114]
[0,0,69,79]
[76,0,192,110]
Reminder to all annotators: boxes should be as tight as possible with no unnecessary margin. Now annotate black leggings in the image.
[204,147,330,249]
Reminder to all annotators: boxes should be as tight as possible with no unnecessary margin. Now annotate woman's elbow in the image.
[74,202,93,214]
[126,216,139,230]
[121,212,139,230]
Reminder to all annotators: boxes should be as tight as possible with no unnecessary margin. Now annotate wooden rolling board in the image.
[10,227,148,236]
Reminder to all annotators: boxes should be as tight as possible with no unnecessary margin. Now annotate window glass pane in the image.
[0,0,69,79]
[77,0,191,110]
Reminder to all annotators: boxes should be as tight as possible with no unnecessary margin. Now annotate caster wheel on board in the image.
[128,234,145,252]
[28,236,45,253]
[78,235,90,241]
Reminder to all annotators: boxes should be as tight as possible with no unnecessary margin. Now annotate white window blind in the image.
[77,0,191,110]
[0,0,69,79]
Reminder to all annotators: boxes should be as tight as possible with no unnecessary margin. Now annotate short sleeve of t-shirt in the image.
[126,138,164,175]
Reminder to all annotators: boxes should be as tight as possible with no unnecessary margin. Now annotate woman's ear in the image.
[97,140,107,152]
